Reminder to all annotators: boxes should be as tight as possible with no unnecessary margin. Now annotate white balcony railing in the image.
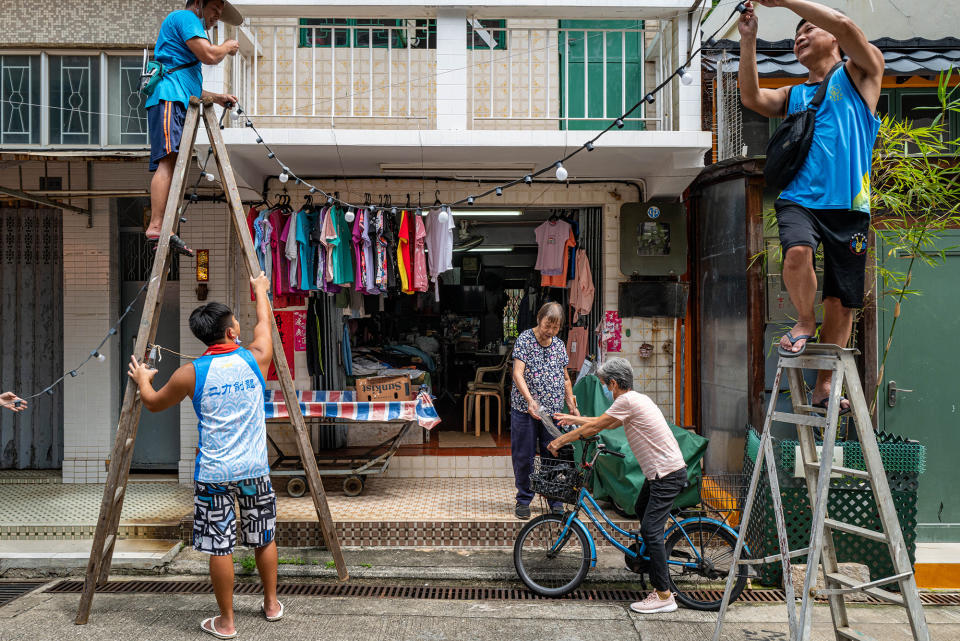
[228,18,680,131]
[232,20,435,126]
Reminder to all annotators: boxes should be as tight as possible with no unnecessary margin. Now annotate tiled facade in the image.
[1,0,176,48]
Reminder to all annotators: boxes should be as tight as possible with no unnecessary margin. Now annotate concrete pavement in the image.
[2,579,960,641]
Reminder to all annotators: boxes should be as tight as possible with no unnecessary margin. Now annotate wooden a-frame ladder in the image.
[75,96,348,625]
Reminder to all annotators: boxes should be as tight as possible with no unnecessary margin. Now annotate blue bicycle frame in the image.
[550,486,746,570]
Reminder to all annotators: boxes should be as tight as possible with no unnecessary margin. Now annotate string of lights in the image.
[236,3,746,226]
[5,3,746,408]
[9,104,231,408]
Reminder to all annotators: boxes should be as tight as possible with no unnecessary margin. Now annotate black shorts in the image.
[774,199,870,309]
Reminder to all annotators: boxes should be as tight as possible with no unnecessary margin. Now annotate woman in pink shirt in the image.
[549,356,686,615]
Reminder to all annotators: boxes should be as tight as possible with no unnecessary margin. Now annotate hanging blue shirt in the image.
[778,64,881,214]
[146,10,208,110]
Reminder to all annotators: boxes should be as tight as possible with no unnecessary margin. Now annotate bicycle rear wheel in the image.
[514,514,591,597]
[665,519,747,611]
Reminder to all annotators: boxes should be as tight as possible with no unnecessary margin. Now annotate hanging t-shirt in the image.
[412,212,429,292]
[361,209,380,295]
[374,210,388,291]
[383,211,400,291]
[352,209,367,292]
[397,210,413,294]
[330,206,355,287]
[425,207,455,281]
[296,209,319,291]
[569,248,595,322]
[535,219,572,274]
[541,229,576,287]
[260,215,273,291]
[284,210,300,290]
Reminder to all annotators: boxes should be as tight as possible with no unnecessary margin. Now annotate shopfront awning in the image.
[207,127,712,199]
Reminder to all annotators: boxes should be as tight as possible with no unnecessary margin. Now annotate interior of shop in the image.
[250,203,606,456]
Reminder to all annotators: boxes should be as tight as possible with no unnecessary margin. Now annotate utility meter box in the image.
[619,200,687,277]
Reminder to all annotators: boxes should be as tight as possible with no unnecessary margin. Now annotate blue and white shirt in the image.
[191,347,269,483]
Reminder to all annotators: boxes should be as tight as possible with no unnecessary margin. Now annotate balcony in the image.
[225,17,684,131]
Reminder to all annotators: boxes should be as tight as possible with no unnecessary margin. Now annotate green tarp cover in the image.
[570,374,708,515]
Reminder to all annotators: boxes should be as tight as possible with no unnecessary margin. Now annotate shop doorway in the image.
[116,197,180,471]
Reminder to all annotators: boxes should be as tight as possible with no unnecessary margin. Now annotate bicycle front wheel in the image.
[665,520,747,611]
[513,514,591,597]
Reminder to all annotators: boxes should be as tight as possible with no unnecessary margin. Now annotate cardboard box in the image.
[355,375,414,402]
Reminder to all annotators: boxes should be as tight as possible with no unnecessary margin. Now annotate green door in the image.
[558,20,644,131]
[879,231,960,542]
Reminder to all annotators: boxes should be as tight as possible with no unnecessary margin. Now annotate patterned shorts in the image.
[193,475,276,556]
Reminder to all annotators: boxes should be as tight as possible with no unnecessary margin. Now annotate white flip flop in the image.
[200,616,237,639]
[262,600,284,622]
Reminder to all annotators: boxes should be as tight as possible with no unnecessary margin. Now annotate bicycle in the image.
[512,437,751,610]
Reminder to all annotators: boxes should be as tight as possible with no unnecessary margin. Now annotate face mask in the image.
[602,385,613,401]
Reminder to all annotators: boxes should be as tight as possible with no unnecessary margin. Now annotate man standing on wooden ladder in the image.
[145,0,242,255]
[738,0,884,412]
[127,273,282,639]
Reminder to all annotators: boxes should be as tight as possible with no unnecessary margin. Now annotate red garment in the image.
[267,310,296,381]
[202,343,241,356]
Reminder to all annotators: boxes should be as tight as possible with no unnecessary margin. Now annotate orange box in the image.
[355,375,414,402]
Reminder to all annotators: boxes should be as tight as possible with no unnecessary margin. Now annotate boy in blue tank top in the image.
[738,1,884,413]
[128,273,282,639]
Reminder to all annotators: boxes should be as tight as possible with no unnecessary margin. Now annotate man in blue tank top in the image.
[128,273,282,639]
[738,0,883,412]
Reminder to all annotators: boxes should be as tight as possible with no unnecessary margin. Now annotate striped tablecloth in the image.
[263,390,441,429]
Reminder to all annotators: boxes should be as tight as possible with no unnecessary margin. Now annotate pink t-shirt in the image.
[535,220,572,273]
[413,213,428,292]
[604,390,685,480]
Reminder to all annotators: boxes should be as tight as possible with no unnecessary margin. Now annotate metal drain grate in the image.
[43,580,960,605]
[0,582,46,607]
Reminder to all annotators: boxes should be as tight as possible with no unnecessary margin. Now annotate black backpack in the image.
[763,61,844,190]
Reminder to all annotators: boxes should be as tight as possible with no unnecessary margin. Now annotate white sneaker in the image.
[629,591,678,614]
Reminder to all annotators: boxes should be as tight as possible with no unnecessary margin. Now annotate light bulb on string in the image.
[205,172,215,182]
[678,67,694,86]
[93,351,106,363]
[438,206,449,224]
[555,162,568,182]
[584,141,594,151]
[345,208,355,223]
[523,175,533,185]
[278,172,289,183]
[229,108,240,121]
[417,207,425,217]
[644,93,656,104]
[615,118,625,129]
[496,187,503,196]
[467,196,475,205]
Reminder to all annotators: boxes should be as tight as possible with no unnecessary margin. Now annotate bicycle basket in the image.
[699,474,747,527]
[529,456,584,505]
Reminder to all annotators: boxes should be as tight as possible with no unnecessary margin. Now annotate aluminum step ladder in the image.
[712,343,929,641]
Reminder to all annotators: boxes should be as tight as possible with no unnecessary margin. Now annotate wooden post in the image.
[201,100,348,580]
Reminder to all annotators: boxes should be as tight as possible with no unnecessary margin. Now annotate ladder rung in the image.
[796,404,825,414]
[778,356,842,371]
[101,535,116,559]
[113,486,125,504]
[824,518,888,543]
[835,626,881,641]
[821,572,907,605]
[737,547,810,566]
[772,411,828,428]
[804,462,871,480]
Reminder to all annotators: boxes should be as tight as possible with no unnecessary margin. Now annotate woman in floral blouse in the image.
[510,302,579,519]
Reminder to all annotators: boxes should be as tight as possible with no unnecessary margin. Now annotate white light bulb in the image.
[438,207,449,224]
[345,209,355,223]
[278,172,289,183]
[421,207,429,218]
[555,163,568,182]
[96,352,106,363]
[679,68,694,86]
[230,109,240,121]
[205,172,215,182]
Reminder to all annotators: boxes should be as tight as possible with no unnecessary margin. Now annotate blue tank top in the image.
[191,347,269,483]
[778,64,880,214]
